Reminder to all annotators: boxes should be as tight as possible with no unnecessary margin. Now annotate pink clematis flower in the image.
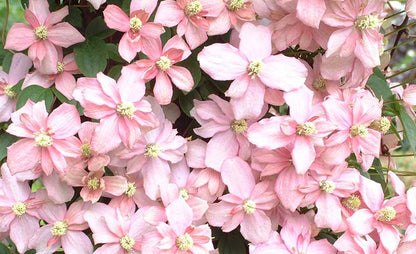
[334,230,377,254]
[28,201,93,254]
[85,204,153,254]
[4,0,84,70]
[0,163,44,253]
[127,35,194,105]
[142,198,214,253]
[73,70,159,153]
[154,0,223,49]
[407,0,416,19]
[6,101,81,175]
[103,0,164,62]
[118,119,188,200]
[191,94,264,171]
[0,53,32,122]
[206,157,278,244]
[248,87,335,174]
[198,22,307,119]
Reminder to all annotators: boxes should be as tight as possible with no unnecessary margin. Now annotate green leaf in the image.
[398,105,416,153]
[108,65,122,80]
[179,90,201,117]
[16,85,54,111]
[160,28,171,45]
[0,243,10,254]
[106,43,125,63]
[65,6,83,28]
[366,67,395,102]
[177,55,201,91]
[51,88,84,116]
[74,38,108,77]
[369,158,388,193]
[21,0,29,8]
[0,133,18,161]
[24,250,36,254]
[2,51,13,73]
[85,17,115,39]
[218,230,247,254]
[31,179,45,192]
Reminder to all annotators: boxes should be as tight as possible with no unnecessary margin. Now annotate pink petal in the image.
[48,103,81,138]
[346,209,376,235]
[45,6,69,26]
[154,0,184,27]
[284,87,313,123]
[359,175,384,212]
[230,78,265,120]
[296,0,326,28]
[7,139,40,174]
[10,215,40,253]
[48,22,85,48]
[8,53,32,86]
[29,0,50,24]
[291,137,315,174]
[166,65,194,91]
[221,157,255,199]
[378,224,401,253]
[240,211,272,244]
[103,5,130,32]
[91,114,121,153]
[4,23,37,51]
[55,72,76,100]
[205,130,238,171]
[119,33,140,62]
[103,176,128,196]
[62,231,93,254]
[247,117,291,149]
[42,172,74,204]
[315,194,342,231]
[154,71,173,105]
[166,198,193,235]
[184,22,208,49]
[238,23,271,61]
[225,74,250,98]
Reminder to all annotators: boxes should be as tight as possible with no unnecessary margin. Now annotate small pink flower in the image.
[4,0,84,71]
[103,0,164,62]
[6,101,81,175]
[0,53,32,122]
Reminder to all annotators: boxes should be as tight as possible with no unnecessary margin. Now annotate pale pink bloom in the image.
[0,164,44,253]
[206,157,277,244]
[127,35,193,105]
[0,53,32,122]
[322,0,384,68]
[154,0,223,49]
[198,22,307,118]
[29,201,93,254]
[248,88,335,174]
[73,71,159,153]
[4,0,84,70]
[85,204,153,254]
[250,213,336,253]
[142,198,214,253]
[334,231,377,254]
[103,0,164,62]
[24,48,80,99]
[64,166,127,203]
[118,119,187,200]
[208,0,256,35]
[406,0,416,19]
[6,101,81,175]
[402,85,416,106]
[270,1,334,51]
[297,164,360,231]
[88,0,106,10]
[347,176,408,254]
[322,93,382,170]
[41,171,75,204]
[191,94,263,170]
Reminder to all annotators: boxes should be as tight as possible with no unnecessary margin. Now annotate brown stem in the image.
[1,0,9,46]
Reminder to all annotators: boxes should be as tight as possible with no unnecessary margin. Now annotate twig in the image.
[388,16,409,59]
[1,0,9,46]
[386,65,416,79]
[385,10,406,20]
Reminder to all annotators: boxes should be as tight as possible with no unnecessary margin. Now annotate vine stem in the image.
[1,0,9,46]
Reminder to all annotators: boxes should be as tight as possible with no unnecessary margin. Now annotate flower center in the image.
[369,117,390,134]
[179,188,190,200]
[12,202,27,216]
[34,26,48,40]
[228,0,245,11]
[34,131,53,147]
[342,195,361,211]
[87,177,100,190]
[296,122,317,136]
[4,85,17,98]
[116,102,136,119]
[376,206,396,222]
[130,16,143,32]
[51,221,68,236]
[231,119,247,134]
[125,182,137,197]
[144,143,161,158]
[355,14,380,30]
[120,234,135,250]
[57,62,65,73]
[184,1,203,16]
[247,60,263,78]
[350,124,368,137]
[319,180,335,194]
[312,76,326,91]
[81,143,93,159]
[156,56,172,71]
[176,233,194,251]
[242,199,256,214]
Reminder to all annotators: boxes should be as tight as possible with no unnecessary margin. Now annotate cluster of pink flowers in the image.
[2,0,416,253]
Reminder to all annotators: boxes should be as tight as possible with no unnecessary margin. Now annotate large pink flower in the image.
[6,101,81,175]
[73,70,159,153]
[4,0,84,70]
[198,22,307,118]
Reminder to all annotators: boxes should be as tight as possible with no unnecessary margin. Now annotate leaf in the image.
[366,67,395,102]
[0,133,18,161]
[369,158,388,194]
[106,43,125,63]
[108,65,122,80]
[16,85,54,111]
[31,179,45,192]
[0,243,10,254]
[74,38,108,77]
[179,90,202,117]
[177,55,201,91]
[218,229,247,254]
[2,51,13,73]
[51,87,84,115]
[85,17,115,39]
[65,6,83,28]
[398,105,416,153]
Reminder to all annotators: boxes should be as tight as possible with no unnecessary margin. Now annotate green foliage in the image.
[0,133,18,161]
[86,17,115,40]
[0,243,10,254]
[16,85,54,111]
[179,89,202,117]
[74,37,108,77]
